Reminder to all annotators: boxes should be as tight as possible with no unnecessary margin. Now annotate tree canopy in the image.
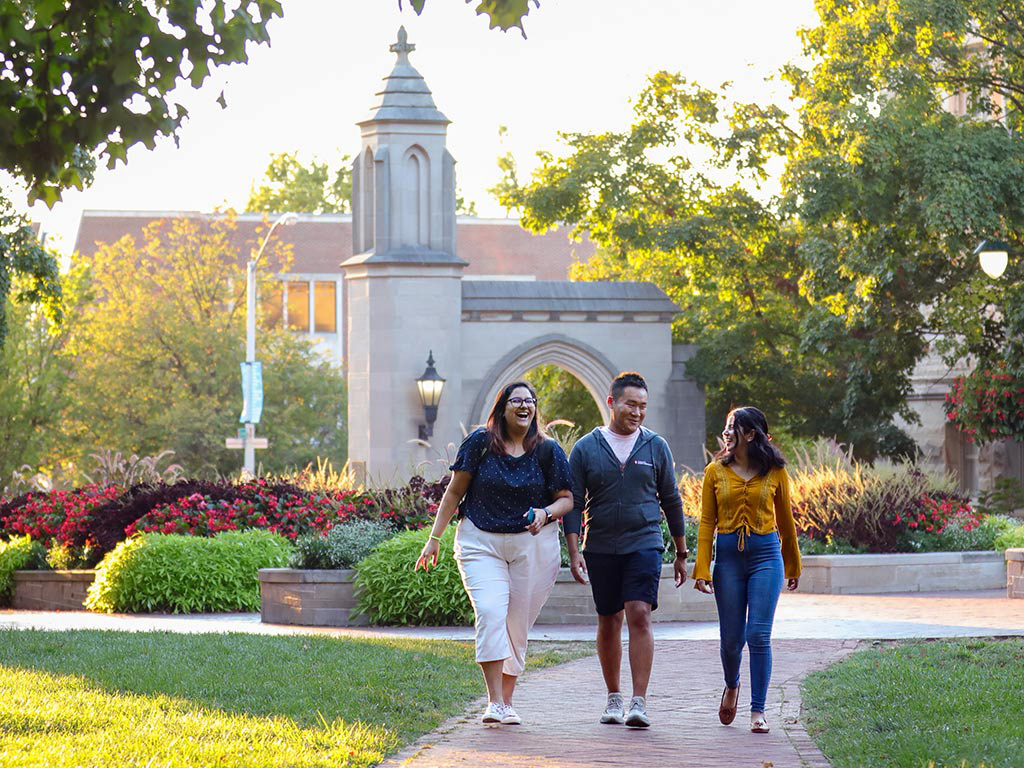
[247,152,353,215]
[498,0,1024,453]
[61,214,347,477]
[401,0,538,35]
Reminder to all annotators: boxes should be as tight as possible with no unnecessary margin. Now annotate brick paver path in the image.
[383,638,860,768]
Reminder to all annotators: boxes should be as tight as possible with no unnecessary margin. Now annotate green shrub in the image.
[0,535,45,605]
[355,527,472,626]
[86,530,293,613]
[994,522,1024,551]
[291,518,396,569]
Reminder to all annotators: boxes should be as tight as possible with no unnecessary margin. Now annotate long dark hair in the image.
[485,381,544,455]
[716,406,786,476]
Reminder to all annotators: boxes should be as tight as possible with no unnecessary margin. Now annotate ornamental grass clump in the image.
[678,445,990,553]
[86,530,293,613]
[355,527,472,626]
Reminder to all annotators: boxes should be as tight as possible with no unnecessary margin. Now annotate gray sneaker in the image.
[625,696,650,728]
[600,692,625,724]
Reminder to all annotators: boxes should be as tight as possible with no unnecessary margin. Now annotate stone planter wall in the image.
[12,569,95,610]
[536,563,718,625]
[259,568,367,627]
[1007,549,1024,599]
[260,563,718,628]
[799,551,1006,594]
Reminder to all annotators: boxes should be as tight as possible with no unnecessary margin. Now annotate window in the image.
[261,280,283,329]
[287,281,310,332]
[314,281,337,332]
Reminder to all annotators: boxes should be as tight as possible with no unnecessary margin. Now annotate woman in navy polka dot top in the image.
[415,381,573,726]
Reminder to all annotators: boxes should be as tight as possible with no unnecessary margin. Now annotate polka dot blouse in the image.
[450,427,573,533]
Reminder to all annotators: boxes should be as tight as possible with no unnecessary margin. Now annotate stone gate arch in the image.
[468,334,617,428]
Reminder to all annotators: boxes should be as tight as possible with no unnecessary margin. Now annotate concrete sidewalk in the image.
[3,589,1022,641]
[3,590,1022,768]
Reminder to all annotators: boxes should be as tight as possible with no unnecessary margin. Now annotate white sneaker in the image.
[600,692,625,724]
[625,696,650,728]
[500,705,522,725]
[481,702,504,723]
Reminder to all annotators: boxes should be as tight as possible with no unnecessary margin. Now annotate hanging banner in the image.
[240,362,264,424]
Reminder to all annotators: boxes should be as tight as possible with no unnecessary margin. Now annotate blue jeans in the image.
[712,531,784,714]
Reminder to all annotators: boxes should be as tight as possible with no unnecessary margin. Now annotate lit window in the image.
[314,281,337,333]
[261,281,283,329]
[287,281,310,332]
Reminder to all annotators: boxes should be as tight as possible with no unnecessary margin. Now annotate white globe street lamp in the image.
[974,240,1010,279]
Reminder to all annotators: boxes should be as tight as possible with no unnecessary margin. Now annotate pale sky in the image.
[20,0,819,254]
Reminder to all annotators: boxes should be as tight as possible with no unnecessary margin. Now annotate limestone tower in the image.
[343,28,466,482]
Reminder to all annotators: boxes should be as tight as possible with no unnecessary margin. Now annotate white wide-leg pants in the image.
[454,516,560,676]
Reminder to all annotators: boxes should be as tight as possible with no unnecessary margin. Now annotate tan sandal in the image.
[718,684,739,725]
[751,713,770,733]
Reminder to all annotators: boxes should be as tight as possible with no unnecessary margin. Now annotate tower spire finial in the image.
[390,26,415,63]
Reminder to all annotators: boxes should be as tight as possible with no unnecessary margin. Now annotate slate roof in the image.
[72,212,594,281]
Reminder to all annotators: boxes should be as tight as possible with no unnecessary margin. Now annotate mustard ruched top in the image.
[693,460,801,583]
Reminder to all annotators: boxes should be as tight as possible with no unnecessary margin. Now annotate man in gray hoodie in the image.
[565,371,688,729]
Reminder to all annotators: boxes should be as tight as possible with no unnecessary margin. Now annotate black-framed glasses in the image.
[508,397,537,408]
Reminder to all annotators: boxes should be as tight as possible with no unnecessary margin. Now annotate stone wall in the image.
[1007,549,1024,599]
[259,568,368,626]
[536,563,717,625]
[799,551,1006,594]
[13,570,95,610]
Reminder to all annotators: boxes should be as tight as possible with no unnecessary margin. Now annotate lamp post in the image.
[974,240,1010,279]
[416,351,446,440]
[242,211,298,475]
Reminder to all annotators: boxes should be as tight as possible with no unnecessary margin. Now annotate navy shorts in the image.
[583,549,662,616]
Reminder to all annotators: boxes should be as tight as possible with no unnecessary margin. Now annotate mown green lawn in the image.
[802,638,1024,768]
[0,630,592,768]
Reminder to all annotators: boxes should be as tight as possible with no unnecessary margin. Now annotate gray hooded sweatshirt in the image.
[565,426,686,554]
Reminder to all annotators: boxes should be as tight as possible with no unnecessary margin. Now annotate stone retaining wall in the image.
[536,563,718,625]
[259,568,367,626]
[799,551,1005,594]
[13,570,95,610]
[260,564,718,628]
[1007,549,1024,599]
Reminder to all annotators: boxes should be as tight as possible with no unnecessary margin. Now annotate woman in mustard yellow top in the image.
[694,407,800,734]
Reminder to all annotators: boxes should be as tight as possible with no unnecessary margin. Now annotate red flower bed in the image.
[1,475,445,559]
[1,485,123,550]
[124,485,378,541]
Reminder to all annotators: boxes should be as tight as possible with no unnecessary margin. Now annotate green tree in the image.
[0,198,62,351]
[0,0,282,350]
[64,214,346,477]
[246,151,478,216]
[247,152,353,214]
[526,365,603,431]
[401,0,538,34]
[0,268,82,484]
[496,73,862,451]
[786,0,1024,447]
[1,1,282,205]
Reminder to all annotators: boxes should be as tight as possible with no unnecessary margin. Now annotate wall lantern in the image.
[974,240,1010,279]
[416,350,446,440]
